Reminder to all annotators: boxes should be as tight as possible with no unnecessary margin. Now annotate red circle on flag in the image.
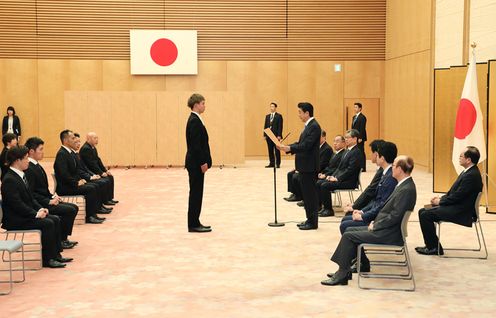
[150,38,178,66]
[454,98,477,139]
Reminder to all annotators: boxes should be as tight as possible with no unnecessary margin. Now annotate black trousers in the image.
[287,170,302,199]
[90,178,112,203]
[59,183,101,220]
[418,207,468,249]
[48,202,78,240]
[266,138,281,166]
[317,179,356,209]
[187,165,205,228]
[5,215,63,265]
[357,141,366,171]
[103,175,115,200]
[299,172,319,226]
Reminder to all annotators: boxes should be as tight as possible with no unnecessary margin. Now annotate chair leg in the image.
[438,220,488,259]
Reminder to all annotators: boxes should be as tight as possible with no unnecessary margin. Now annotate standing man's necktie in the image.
[352,115,357,125]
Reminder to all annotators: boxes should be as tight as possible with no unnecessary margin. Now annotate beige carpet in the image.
[1,159,495,317]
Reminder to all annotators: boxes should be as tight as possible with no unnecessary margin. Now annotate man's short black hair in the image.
[270,102,278,108]
[464,146,480,165]
[6,145,28,166]
[369,139,385,153]
[60,129,73,143]
[354,102,362,109]
[2,133,17,146]
[25,137,44,151]
[298,102,314,117]
[378,141,397,164]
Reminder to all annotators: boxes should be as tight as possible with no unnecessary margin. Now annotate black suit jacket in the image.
[351,113,367,141]
[333,146,362,185]
[2,115,21,136]
[54,147,80,193]
[353,167,384,210]
[289,118,321,173]
[185,113,212,169]
[323,149,344,176]
[0,147,9,180]
[319,142,332,173]
[372,177,417,245]
[263,112,283,138]
[80,142,107,175]
[25,162,53,208]
[437,165,483,226]
[1,169,43,228]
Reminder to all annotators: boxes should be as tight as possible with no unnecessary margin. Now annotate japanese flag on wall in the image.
[130,30,197,75]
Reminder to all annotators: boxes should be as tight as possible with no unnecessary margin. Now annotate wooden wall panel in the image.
[64,91,88,138]
[470,0,496,63]
[386,0,432,59]
[434,0,464,68]
[38,60,68,154]
[156,92,182,166]
[86,92,112,165]
[133,93,157,165]
[488,60,496,211]
[385,51,432,166]
[0,0,385,61]
[344,61,385,99]
[111,92,134,165]
[433,64,488,193]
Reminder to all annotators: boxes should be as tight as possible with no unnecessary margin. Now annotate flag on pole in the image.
[130,30,197,75]
[452,51,486,174]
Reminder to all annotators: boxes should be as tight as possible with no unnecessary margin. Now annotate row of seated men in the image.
[0,130,118,268]
[284,133,483,286]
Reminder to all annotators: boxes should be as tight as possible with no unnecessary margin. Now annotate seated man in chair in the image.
[339,141,398,234]
[416,146,483,256]
[317,129,362,217]
[321,155,416,286]
[1,146,72,268]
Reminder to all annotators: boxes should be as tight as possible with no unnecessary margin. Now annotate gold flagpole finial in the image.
[471,42,477,49]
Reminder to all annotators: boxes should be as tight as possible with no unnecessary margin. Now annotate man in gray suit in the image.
[321,155,417,286]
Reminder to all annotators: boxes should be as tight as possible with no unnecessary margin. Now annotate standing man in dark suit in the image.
[351,102,367,172]
[1,146,72,268]
[278,102,321,230]
[284,130,332,203]
[185,93,212,233]
[321,155,416,286]
[416,146,483,255]
[317,129,363,217]
[79,132,118,206]
[24,137,78,249]
[54,130,105,224]
[0,133,18,180]
[263,102,283,168]
[342,139,385,214]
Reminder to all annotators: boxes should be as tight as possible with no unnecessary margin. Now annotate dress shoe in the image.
[319,209,334,217]
[104,200,116,206]
[66,240,79,246]
[299,224,318,230]
[56,256,73,263]
[321,271,350,286]
[415,246,444,255]
[61,240,76,249]
[98,208,112,214]
[95,215,106,221]
[188,226,212,233]
[200,224,211,229]
[44,259,66,268]
[102,205,113,211]
[296,221,307,227]
[351,262,370,273]
[265,164,275,168]
[110,199,119,204]
[86,216,104,224]
[327,271,352,280]
[296,201,305,207]
[284,194,301,202]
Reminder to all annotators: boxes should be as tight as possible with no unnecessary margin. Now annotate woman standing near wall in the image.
[2,106,21,141]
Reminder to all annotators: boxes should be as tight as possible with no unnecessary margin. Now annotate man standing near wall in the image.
[351,102,367,172]
[263,102,283,168]
[185,93,212,233]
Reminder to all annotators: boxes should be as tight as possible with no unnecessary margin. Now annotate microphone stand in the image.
[268,133,291,227]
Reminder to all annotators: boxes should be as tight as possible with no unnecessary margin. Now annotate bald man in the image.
[79,132,118,205]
